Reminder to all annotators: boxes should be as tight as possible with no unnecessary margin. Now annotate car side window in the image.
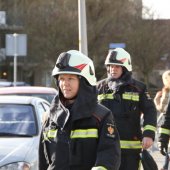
[0,104,37,135]
[37,102,50,123]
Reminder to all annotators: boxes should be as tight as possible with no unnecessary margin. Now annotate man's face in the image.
[58,74,80,99]
[108,65,123,79]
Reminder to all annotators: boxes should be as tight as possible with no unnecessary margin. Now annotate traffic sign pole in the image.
[5,33,27,86]
[13,33,17,87]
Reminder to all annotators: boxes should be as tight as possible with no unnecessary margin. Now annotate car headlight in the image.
[0,162,30,170]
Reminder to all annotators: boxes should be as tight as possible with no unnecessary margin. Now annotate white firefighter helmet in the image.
[105,48,132,71]
[52,50,96,86]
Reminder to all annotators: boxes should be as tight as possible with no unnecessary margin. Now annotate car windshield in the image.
[0,104,37,136]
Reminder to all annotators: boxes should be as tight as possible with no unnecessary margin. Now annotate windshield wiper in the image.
[0,132,33,137]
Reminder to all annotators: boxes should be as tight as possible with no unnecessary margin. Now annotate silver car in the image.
[0,96,50,170]
[0,86,57,103]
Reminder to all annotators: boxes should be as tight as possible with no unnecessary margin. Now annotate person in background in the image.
[39,50,121,170]
[154,70,170,113]
[97,48,157,170]
[154,70,170,156]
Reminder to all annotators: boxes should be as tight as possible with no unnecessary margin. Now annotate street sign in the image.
[0,11,6,25]
[5,34,27,56]
[109,43,126,49]
[5,33,27,86]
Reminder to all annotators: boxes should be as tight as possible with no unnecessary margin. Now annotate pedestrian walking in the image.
[154,70,170,113]
[155,71,170,170]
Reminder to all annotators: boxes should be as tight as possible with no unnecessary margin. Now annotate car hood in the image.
[0,137,39,166]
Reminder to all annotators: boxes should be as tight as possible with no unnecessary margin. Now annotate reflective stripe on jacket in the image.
[159,127,170,135]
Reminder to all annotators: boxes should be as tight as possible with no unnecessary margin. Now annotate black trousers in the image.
[119,153,141,170]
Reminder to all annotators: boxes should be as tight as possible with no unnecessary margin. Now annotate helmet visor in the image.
[55,52,81,73]
[109,51,123,64]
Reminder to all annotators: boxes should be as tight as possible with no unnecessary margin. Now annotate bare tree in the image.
[127,8,170,88]
[1,0,170,87]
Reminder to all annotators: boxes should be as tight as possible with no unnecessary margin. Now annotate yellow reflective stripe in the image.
[91,166,107,170]
[122,93,139,101]
[159,128,170,135]
[98,93,113,101]
[98,92,139,101]
[43,132,48,140]
[132,95,139,101]
[122,93,131,100]
[120,140,142,149]
[143,125,156,132]
[47,129,58,138]
[70,129,98,138]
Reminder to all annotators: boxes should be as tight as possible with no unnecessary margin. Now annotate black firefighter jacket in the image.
[97,74,157,154]
[39,78,121,170]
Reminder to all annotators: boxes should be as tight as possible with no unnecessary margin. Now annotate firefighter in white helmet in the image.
[39,50,121,170]
[97,48,157,170]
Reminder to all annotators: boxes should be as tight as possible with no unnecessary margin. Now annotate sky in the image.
[143,0,170,19]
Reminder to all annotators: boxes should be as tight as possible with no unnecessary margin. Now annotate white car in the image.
[0,96,50,170]
[0,86,58,103]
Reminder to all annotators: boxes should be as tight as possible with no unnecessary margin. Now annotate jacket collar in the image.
[107,71,132,91]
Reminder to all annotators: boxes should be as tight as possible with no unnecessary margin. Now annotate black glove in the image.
[159,142,168,156]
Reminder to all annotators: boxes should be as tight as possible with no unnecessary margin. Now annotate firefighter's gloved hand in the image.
[159,142,168,156]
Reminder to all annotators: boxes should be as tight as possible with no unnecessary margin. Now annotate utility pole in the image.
[78,0,88,56]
